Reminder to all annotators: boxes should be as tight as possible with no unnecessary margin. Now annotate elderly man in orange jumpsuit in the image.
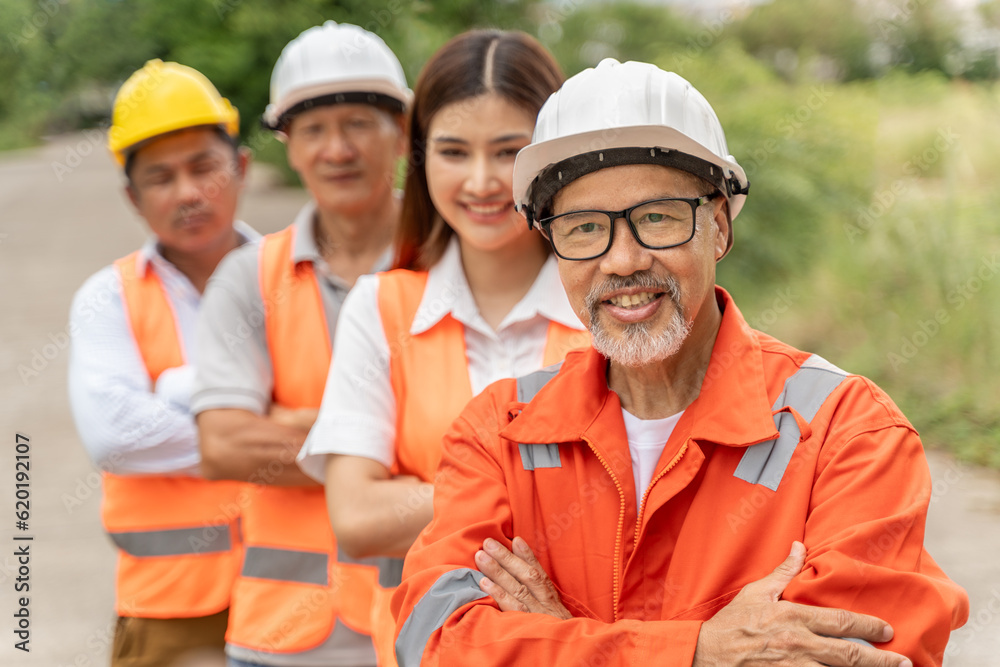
[392,59,968,667]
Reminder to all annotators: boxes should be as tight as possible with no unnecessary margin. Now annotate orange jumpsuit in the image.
[393,288,968,667]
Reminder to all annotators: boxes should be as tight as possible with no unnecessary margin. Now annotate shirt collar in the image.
[291,200,322,264]
[137,219,260,278]
[289,200,394,285]
[410,237,586,336]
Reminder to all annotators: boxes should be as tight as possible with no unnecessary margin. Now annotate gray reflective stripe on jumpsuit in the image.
[396,354,853,663]
[733,353,848,490]
[734,355,872,648]
[395,568,489,667]
[516,364,563,471]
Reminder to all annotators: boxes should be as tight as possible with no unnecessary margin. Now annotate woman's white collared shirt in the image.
[297,237,585,480]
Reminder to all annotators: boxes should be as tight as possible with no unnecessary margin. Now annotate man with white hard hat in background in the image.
[192,21,409,667]
[68,59,256,666]
[393,59,968,666]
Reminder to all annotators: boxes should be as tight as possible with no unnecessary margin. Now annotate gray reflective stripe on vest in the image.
[734,354,848,491]
[376,556,405,588]
[395,568,488,667]
[336,546,404,588]
[241,546,328,586]
[515,364,563,471]
[109,524,232,558]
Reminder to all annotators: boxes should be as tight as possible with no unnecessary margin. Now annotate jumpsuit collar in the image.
[502,287,780,451]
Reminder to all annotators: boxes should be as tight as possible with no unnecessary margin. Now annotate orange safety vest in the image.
[371,269,589,665]
[102,252,242,619]
[226,225,379,654]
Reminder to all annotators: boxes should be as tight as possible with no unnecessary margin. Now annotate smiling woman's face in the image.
[425,93,537,254]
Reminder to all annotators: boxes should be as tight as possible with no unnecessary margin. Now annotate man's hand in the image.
[268,405,319,432]
[475,536,572,620]
[694,542,912,667]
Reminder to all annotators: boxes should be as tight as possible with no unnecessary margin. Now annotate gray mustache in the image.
[584,272,682,312]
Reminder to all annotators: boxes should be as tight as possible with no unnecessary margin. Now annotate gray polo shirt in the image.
[191,200,392,667]
[192,200,393,416]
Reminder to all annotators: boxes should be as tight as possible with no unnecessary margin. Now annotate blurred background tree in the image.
[2,0,997,464]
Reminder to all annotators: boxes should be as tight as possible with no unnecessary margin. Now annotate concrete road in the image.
[0,135,996,666]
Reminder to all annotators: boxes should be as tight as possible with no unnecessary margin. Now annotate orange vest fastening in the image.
[225,225,379,655]
[370,269,590,665]
[102,252,243,619]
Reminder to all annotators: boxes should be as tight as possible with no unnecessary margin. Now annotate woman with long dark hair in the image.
[298,30,588,665]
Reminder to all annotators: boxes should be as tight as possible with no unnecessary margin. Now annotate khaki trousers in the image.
[111,609,228,667]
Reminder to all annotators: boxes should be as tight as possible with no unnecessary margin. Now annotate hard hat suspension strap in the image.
[526,147,745,224]
[264,91,406,131]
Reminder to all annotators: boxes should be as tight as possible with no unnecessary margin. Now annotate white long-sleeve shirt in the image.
[67,222,258,475]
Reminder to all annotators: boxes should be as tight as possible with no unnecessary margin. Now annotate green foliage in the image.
[727,0,989,82]
[727,0,877,80]
[889,1,962,77]
[1,0,537,147]
[538,2,698,76]
[0,0,69,147]
[750,79,1000,465]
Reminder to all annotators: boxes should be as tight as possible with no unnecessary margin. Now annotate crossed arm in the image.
[476,538,909,667]
[68,271,202,475]
[192,246,320,487]
[392,389,966,667]
[197,406,320,486]
[324,454,434,559]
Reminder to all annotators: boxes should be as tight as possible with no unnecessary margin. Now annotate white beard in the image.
[584,272,692,367]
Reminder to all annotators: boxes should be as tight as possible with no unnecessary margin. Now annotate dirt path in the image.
[0,134,996,666]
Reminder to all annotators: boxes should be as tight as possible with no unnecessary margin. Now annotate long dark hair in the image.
[394,30,563,270]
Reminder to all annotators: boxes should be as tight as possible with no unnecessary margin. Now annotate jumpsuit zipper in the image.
[634,441,689,546]
[582,434,625,623]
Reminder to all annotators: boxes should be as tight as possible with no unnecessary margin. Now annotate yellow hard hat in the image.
[107,59,240,167]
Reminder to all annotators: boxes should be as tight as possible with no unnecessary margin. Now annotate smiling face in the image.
[285,103,405,218]
[552,163,728,367]
[127,126,246,257]
[424,93,537,255]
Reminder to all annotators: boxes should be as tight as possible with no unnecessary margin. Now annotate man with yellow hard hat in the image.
[67,59,257,666]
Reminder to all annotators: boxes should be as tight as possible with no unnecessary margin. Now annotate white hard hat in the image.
[514,59,749,230]
[262,21,412,131]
